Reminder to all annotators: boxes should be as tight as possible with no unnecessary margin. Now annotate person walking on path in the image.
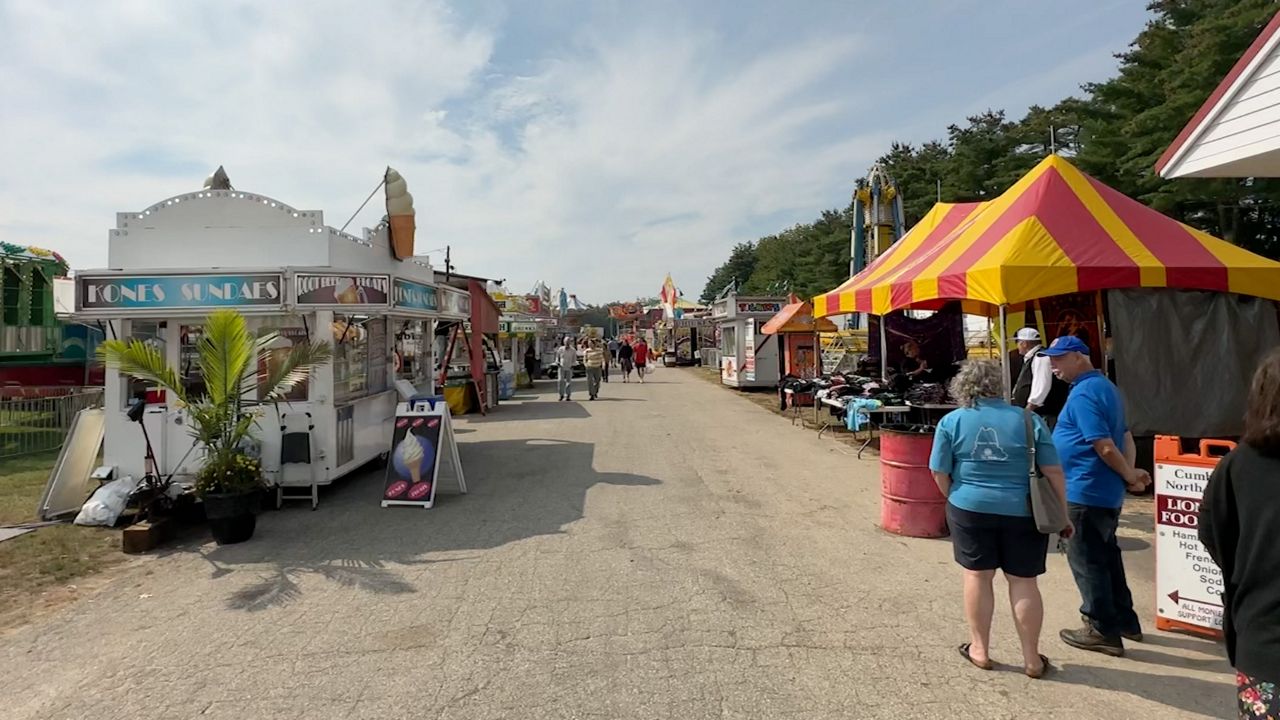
[555,336,576,401]
[634,338,650,383]
[584,340,606,400]
[602,342,610,383]
[618,339,635,383]
[608,337,619,368]
[929,360,1069,678]
[1042,335,1150,657]
[1199,350,1280,719]
[1012,327,1069,427]
[524,344,539,386]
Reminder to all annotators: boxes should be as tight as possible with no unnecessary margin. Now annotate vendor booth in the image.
[814,154,1280,427]
[433,275,502,414]
[69,178,463,503]
[712,293,785,389]
[760,297,836,379]
[813,154,1280,537]
[498,316,540,390]
[660,317,713,366]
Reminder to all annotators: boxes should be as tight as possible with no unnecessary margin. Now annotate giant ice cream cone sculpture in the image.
[385,167,416,261]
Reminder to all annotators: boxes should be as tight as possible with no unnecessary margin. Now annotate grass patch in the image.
[0,452,124,629]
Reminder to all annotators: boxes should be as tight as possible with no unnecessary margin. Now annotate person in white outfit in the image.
[555,337,576,401]
[1012,327,1069,427]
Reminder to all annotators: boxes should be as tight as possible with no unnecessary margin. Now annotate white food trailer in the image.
[68,184,470,505]
[712,293,784,389]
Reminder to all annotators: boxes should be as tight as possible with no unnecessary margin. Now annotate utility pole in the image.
[1050,126,1057,155]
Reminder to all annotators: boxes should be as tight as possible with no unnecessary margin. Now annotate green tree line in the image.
[700,0,1280,304]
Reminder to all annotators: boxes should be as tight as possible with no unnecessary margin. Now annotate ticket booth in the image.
[712,292,785,389]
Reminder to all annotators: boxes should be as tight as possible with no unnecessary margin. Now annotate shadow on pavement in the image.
[1047,661,1232,717]
[1118,536,1151,552]
[465,400,592,422]
[184,438,660,611]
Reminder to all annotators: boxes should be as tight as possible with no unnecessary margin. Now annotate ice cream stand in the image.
[67,169,465,507]
[712,292,785,389]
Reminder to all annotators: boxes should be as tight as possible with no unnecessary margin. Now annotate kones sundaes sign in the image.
[77,274,283,310]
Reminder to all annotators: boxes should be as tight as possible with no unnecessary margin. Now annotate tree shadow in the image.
[176,438,660,610]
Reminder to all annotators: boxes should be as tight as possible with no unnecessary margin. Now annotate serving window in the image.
[720,324,736,357]
[254,320,312,402]
[333,314,388,403]
[122,319,168,406]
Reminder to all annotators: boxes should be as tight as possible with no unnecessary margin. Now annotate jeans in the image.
[557,368,573,399]
[1066,502,1142,638]
[586,367,602,398]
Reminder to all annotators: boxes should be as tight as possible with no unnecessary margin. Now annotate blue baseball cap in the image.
[1040,335,1090,357]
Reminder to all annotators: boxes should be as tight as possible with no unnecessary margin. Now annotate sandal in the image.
[1025,654,1052,679]
[958,643,993,670]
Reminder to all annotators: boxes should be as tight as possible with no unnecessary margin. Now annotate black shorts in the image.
[946,503,1048,577]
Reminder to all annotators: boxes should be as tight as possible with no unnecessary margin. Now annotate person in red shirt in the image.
[633,338,649,383]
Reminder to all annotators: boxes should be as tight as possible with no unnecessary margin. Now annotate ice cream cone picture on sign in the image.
[383,411,443,506]
[385,167,416,261]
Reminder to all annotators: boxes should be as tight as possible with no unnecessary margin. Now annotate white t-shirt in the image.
[555,345,576,370]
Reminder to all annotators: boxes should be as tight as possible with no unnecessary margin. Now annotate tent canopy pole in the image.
[879,313,888,380]
[999,305,1011,401]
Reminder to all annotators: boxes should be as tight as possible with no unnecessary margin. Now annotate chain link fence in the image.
[0,387,105,459]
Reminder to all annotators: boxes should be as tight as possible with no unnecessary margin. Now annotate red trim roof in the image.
[1156,10,1280,176]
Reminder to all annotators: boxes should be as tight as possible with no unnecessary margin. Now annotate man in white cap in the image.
[1012,327,1069,427]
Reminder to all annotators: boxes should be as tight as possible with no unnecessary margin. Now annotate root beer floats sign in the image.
[294,273,390,307]
[77,273,283,310]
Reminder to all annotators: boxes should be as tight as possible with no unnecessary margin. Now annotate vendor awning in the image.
[761,299,837,334]
[813,155,1280,317]
[816,201,985,318]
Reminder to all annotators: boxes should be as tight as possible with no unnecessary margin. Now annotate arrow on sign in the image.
[1167,590,1222,608]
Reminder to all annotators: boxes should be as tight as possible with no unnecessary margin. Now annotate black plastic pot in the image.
[203,490,262,545]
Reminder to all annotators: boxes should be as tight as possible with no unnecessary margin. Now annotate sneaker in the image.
[1060,626,1124,657]
[1081,615,1142,643]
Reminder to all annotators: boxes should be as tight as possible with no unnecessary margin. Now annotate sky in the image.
[0,0,1153,304]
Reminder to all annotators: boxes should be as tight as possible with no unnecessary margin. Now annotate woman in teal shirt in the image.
[929,360,1069,678]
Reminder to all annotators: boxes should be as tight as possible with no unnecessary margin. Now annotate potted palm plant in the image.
[99,309,331,544]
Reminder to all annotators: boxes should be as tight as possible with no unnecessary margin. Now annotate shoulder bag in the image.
[1024,409,1069,534]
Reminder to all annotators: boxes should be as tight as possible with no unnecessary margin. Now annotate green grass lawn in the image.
[0,452,123,629]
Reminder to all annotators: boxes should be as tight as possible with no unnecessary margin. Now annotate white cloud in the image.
[0,0,890,302]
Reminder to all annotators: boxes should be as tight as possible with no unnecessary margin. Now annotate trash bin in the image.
[879,424,948,538]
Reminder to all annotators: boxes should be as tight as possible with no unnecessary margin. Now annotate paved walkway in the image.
[2,367,1232,719]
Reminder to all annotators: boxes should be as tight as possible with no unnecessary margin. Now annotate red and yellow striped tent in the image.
[814,155,1280,318]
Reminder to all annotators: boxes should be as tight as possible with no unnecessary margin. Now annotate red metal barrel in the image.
[879,426,948,538]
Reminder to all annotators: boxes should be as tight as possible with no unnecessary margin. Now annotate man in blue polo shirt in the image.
[1042,336,1151,657]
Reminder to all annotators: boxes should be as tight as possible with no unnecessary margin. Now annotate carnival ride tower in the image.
[849,163,906,278]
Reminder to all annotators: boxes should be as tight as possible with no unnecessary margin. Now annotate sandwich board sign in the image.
[1153,436,1230,639]
[381,398,466,509]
